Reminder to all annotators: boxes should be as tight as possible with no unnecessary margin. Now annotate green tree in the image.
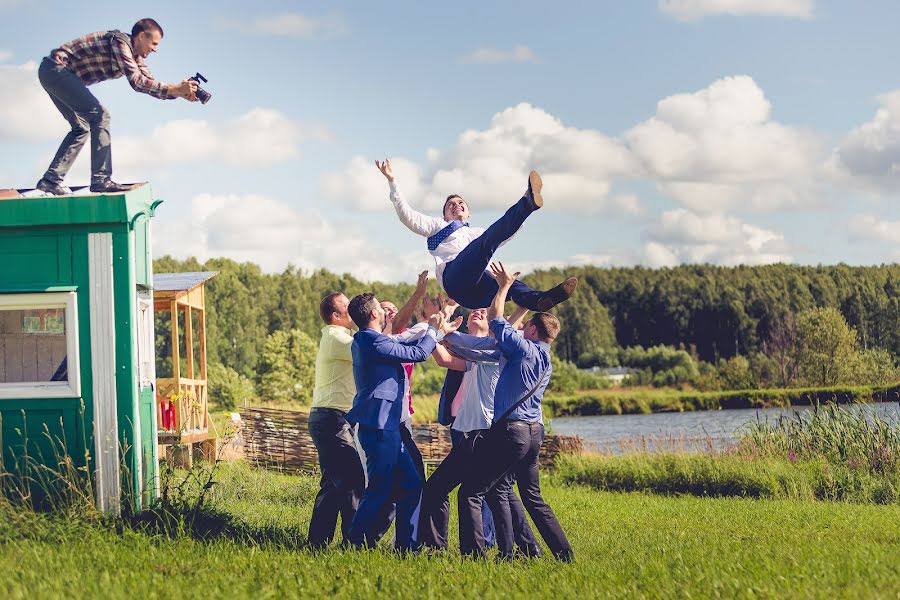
[257,329,317,404]
[796,307,860,386]
[856,348,899,387]
[208,361,256,409]
[717,355,755,390]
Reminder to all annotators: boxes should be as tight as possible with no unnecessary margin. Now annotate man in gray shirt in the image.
[417,306,540,556]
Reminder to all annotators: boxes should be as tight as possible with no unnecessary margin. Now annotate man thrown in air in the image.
[377,159,578,311]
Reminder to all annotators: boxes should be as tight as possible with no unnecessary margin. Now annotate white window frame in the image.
[0,292,81,399]
[135,293,155,389]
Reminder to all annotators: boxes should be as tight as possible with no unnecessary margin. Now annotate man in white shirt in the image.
[376,159,578,311]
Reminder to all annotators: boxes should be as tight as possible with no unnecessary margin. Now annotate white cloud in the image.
[322,102,640,216]
[220,12,347,38]
[847,214,900,244]
[828,90,900,194]
[460,45,538,64]
[320,156,426,212]
[154,193,426,282]
[0,49,11,62]
[659,0,814,21]
[642,208,792,266]
[0,60,68,141]
[36,107,330,185]
[624,75,823,212]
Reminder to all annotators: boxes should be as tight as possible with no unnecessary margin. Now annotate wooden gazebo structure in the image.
[153,271,218,446]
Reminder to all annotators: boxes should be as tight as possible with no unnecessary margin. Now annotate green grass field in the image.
[2,460,900,599]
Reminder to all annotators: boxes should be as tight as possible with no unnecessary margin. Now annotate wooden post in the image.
[169,300,180,431]
[199,306,208,430]
[184,304,194,380]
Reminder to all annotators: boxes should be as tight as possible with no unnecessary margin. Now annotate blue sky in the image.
[1,0,899,282]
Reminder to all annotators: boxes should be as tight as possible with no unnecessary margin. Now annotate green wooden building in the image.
[0,184,161,513]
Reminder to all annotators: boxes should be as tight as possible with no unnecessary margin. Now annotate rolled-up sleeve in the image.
[111,34,174,99]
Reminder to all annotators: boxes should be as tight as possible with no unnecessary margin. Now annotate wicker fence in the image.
[241,406,582,473]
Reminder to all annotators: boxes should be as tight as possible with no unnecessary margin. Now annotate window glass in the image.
[0,308,68,383]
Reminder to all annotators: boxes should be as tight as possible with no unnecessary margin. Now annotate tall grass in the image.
[739,402,900,474]
[557,401,900,504]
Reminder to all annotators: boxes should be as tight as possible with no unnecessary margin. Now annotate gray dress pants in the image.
[38,57,112,184]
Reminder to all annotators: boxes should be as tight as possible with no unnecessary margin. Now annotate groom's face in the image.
[443,196,469,222]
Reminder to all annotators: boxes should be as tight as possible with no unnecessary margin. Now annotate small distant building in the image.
[582,365,633,386]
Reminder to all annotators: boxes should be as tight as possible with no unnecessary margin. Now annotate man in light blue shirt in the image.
[416,307,540,555]
[456,263,574,561]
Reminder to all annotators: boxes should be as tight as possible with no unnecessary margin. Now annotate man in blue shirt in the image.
[457,263,574,561]
[344,292,457,551]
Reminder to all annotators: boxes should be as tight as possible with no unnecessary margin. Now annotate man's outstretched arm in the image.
[377,159,444,236]
[392,270,429,332]
[110,33,196,101]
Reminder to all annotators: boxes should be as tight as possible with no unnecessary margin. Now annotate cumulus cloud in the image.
[114,108,330,169]
[847,214,900,244]
[219,12,347,38]
[659,0,814,21]
[828,90,900,194]
[624,75,823,212]
[460,45,538,64]
[154,193,425,282]
[322,102,639,215]
[320,156,426,212]
[0,60,67,141]
[641,208,792,266]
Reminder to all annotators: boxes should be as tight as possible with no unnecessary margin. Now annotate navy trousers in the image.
[442,195,545,310]
[348,426,424,550]
[38,57,112,185]
[459,421,574,560]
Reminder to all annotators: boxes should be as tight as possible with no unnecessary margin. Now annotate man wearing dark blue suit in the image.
[345,292,459,550]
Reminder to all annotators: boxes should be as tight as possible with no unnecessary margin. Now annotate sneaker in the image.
[536,277,578,312]
[89,179,133,194]
[525,170,543,209]
[35,178,70,196]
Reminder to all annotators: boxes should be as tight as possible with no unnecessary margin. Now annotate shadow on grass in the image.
[124,503,309,549]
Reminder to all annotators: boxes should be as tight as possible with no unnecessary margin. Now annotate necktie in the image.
[427,220,468,251]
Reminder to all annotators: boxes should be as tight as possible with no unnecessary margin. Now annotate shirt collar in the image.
[322,324,352,335]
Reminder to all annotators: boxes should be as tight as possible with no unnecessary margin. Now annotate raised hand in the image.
[441,296,459,319]
[375,158,395,182]
[427,310,446,331]
[489,261,520,289]
[415,270,429,296]
[441,316,463,335]
[422,294,440,318]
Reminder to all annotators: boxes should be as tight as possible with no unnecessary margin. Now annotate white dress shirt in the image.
[389,181,486,290]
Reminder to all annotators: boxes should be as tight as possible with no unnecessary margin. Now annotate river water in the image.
[550,402,900,454]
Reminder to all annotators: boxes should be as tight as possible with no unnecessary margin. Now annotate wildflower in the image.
[788,450,797,463]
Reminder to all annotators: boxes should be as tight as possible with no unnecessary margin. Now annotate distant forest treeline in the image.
[154,257,900,379]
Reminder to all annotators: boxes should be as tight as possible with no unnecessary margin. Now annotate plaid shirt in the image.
[51,30,174,100]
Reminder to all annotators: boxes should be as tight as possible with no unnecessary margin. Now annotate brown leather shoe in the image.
[526,170,543,209]
[536,277,578,312]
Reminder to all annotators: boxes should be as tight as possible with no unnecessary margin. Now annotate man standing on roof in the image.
[35,18,199,196]
[376,159,578,311]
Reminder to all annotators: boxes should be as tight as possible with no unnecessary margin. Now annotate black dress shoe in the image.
[35,179,70,196]
[536,277,578,312]
[89,180,133,194]
[525,170,543,209]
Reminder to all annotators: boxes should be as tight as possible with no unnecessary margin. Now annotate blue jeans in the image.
[38,57,112,184]
[348,427,423,550]
[442,195,545,310]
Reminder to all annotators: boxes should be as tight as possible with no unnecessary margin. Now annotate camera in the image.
[189,72,212,104]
